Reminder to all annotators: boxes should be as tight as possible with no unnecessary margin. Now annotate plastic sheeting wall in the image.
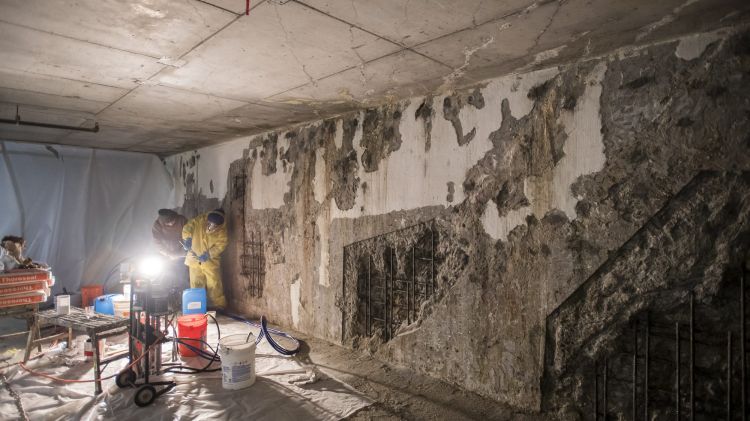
[0,141,174,295]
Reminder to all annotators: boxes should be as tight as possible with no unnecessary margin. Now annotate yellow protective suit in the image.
[182,212,228,308]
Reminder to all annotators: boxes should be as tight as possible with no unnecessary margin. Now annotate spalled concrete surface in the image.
[0,0,748,153]
[163,27,750,415]
[543,171,750,417]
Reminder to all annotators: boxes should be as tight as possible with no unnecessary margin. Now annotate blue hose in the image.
[260,315,299,356]
[217,310,300,355]
[165,312,300,376]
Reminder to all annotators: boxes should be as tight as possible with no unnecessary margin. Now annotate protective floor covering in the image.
[0,316,371,420]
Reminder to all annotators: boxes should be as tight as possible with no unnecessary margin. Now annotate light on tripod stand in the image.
[138,256,164,279]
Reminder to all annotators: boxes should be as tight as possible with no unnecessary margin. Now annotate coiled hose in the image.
[164,312,300,374]
[219,311,300,356]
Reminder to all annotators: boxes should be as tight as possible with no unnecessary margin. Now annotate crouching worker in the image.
[152,209,189,294]
[182,209,228,309]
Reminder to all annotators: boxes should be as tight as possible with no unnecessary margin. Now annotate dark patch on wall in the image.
[706,85,727,99]
[415,99,434,151]
[559,75,585,112]
[331,117,360,211]
[360,103,405,172]
[622,75,655,90]
[442,89,485,146]
[179,169,221,219]
[527,80,551,100]
[209,179,214,193]
[282,120,336,206]
[676,116,694,127]
[732,30,750,55]
[493,178,529,217]
[261,133,279,176]
[446,181,455,203]
[561,95,576,110]
[466,88,485,109]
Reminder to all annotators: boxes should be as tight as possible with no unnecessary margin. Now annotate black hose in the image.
[260,316,300,356]
[219,310,298,354]
[218,310,264,345]
[171,338,220,361]
[163,313,222,374]
[162,311,300,377]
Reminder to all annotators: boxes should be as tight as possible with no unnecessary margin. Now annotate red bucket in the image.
[177,314,207,357]
[80,284,103,307]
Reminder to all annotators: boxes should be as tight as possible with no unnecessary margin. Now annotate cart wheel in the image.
[134,385,157,407]
[115,369,136,388]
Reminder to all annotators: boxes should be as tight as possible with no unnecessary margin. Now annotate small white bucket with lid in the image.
[112,296,130,318]
[219,333,256,390]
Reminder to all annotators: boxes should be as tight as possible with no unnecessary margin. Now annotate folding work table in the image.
[24,307,130,394]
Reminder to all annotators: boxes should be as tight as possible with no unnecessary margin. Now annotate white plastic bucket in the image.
[112,297,130,318]
[84,337,106,361]
[219,333,256,390]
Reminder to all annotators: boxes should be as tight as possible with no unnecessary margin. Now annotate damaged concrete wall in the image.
[163,26,750,411]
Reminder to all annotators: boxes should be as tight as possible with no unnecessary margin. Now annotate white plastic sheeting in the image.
[0,141,174,295]
[1,317,370,420]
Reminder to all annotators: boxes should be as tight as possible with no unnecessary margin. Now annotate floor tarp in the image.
[0,316,371,420]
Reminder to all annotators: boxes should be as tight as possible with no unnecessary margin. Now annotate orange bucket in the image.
[80,285,104,307]
[177,314,207,357]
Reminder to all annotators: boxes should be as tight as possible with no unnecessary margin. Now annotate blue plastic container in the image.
[94,294,124,315]
[182,288,206,315]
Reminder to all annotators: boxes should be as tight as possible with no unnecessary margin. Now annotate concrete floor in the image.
[296,334,544,420]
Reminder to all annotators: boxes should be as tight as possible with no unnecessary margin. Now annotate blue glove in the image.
[183,238,192,251]
[198,252,210,263]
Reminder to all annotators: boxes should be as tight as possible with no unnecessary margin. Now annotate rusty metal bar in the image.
[389,248,394,340]
[595,362,599,421]
[411,246,415,323]
[604,359,608,421]
[431,224,436,297]
[677,322,681,420]
[633,320,638,421]
[367,255,371,337]
[342,247,348,342]
[384,251,389,340]
[645,312,650,420]
[690,293,695,421]
[728,331,732,421]
[742,269,746,421]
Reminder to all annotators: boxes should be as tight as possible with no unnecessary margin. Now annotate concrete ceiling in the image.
[0,0,747,155]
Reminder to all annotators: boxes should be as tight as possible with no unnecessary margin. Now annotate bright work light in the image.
[139,256,164,278]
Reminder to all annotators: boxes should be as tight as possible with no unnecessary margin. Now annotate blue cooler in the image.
[182,288,207,315]
[94,294,124,315]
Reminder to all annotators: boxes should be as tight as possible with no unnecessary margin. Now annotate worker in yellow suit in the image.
[182,209,228,309]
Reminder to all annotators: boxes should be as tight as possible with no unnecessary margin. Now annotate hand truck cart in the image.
[115,274,176,407]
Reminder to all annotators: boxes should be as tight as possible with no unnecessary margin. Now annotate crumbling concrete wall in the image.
[163,27,750,412]
[543,171,750,418]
